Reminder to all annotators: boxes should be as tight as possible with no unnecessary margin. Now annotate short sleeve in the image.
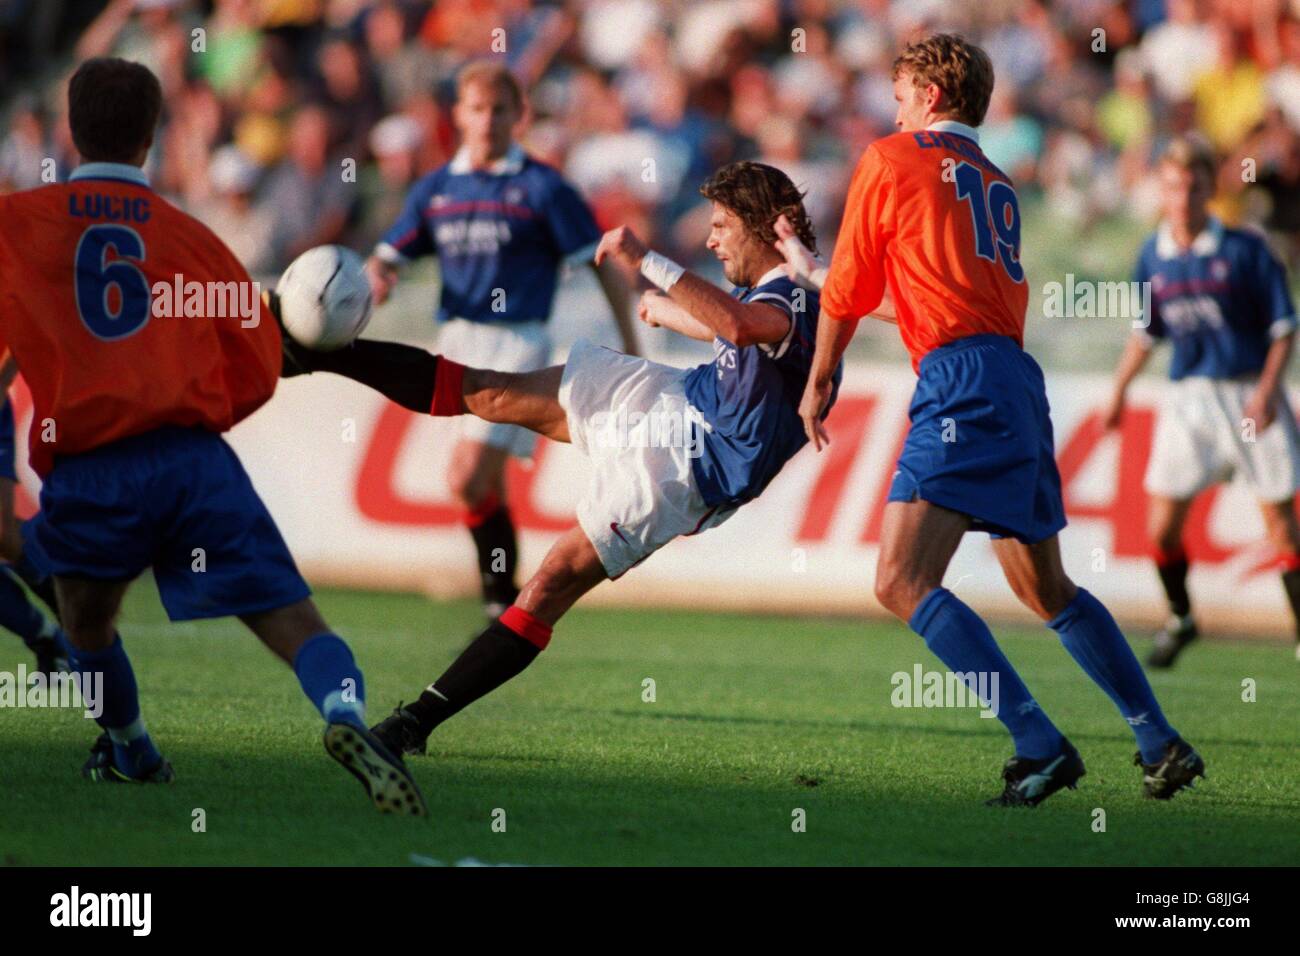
[1249,240,1297,340]
[821,145,894,322]
[543,176,601,260]
[377,180,436,263]
[1132,252,1165,343]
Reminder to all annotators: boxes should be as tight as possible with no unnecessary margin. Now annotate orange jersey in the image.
[821,125,1029,371]
[0,163,280,476]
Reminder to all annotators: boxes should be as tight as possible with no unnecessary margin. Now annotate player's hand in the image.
[1244,388,1277,432]
[594,225,648,276]
[637,290,665,328]
[799,376,834,451]
[774,213,820,290]
[365,255,399,306]
[1101,391,1126,431]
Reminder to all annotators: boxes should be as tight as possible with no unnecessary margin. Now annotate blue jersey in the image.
[1135,219,1296,379]
[683,269,841,507]
[377,144,600,325]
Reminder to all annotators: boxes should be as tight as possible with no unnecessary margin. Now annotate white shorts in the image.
[559,339,735,578]
[1144,376,1300,503]
[438,318,552,457]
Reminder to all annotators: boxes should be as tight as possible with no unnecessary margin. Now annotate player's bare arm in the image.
[1244,330,1294,431]
[595,224,791,347]
[592,258,640,356]
[637,290,716,341]
[1102,332,1155,430]
[799,309,858,450]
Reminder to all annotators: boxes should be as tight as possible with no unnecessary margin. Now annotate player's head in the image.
[67,58,162,166]
[1158,135,1216,232]
[700,161,815,287]
[453,61,525,158]
[891,34,994,132]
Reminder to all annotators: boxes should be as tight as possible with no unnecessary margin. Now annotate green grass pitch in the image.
[3,586,1297,866]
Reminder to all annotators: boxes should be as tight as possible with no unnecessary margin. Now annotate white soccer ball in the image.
[276,245,373,351]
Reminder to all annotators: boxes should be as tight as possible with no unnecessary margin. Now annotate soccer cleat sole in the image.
[324,722,427,817]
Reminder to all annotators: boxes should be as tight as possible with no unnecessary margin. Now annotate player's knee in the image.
[873,564,926,621]
[447,462,501,510]
[1016,575,1076,621]
[1147,515,1184,555]
[59,614,115,651]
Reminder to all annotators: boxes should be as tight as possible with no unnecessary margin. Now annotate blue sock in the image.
[910,588,1064,759]
[1048,588,1177,764]
[68,635,163,778]
[0,567,50,646]
[293,633,366,727]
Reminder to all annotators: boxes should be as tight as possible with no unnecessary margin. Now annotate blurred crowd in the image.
[3,0,1300,279]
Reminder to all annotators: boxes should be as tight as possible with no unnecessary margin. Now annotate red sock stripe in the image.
[463,492,503,528]
[500,606,553,650]
[1152,547,1187,567]
[430,357,466,416]
[1279,553,1300,573]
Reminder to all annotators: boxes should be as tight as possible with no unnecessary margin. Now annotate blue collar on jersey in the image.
[69,161,151,187]
[926,119,981,144]
[1156,216,1224,260]
[448,143,526,176]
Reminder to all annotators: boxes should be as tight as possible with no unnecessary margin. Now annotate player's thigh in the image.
[1145,386,1221,503]
[1147,495,1194,550]
[463,365,569,443]
[53,576,131,650]
[240,598,330,665]
[516,526,608,625]
[876,499,969,614]
[991,534,1077,621]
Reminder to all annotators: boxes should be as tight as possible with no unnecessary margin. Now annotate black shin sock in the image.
[468,503,519,609]
[1156,555,1192,619]
[405,620,541,735]
[305,339,441,413]
[1282,568,1300,639]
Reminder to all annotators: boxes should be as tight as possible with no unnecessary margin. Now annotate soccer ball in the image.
[276,245,373,351]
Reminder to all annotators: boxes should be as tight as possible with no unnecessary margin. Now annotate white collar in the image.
[752,264,791,288]
[1156,216,1223,259]
[448,143,527,176]
[69,161,150,186]
[926,119,981,144]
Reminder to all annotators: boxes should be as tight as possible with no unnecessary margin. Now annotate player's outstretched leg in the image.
[54,576,173,784]
[994,535,1206,799]
[1147,496,1198,668]
[282,336,572,442]
[1,476,68,674]
[0,567,68,676]
[1258,498,1300,662]
[240,598,427,817]
[372,526,606,756]
[876,501,1083,807]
